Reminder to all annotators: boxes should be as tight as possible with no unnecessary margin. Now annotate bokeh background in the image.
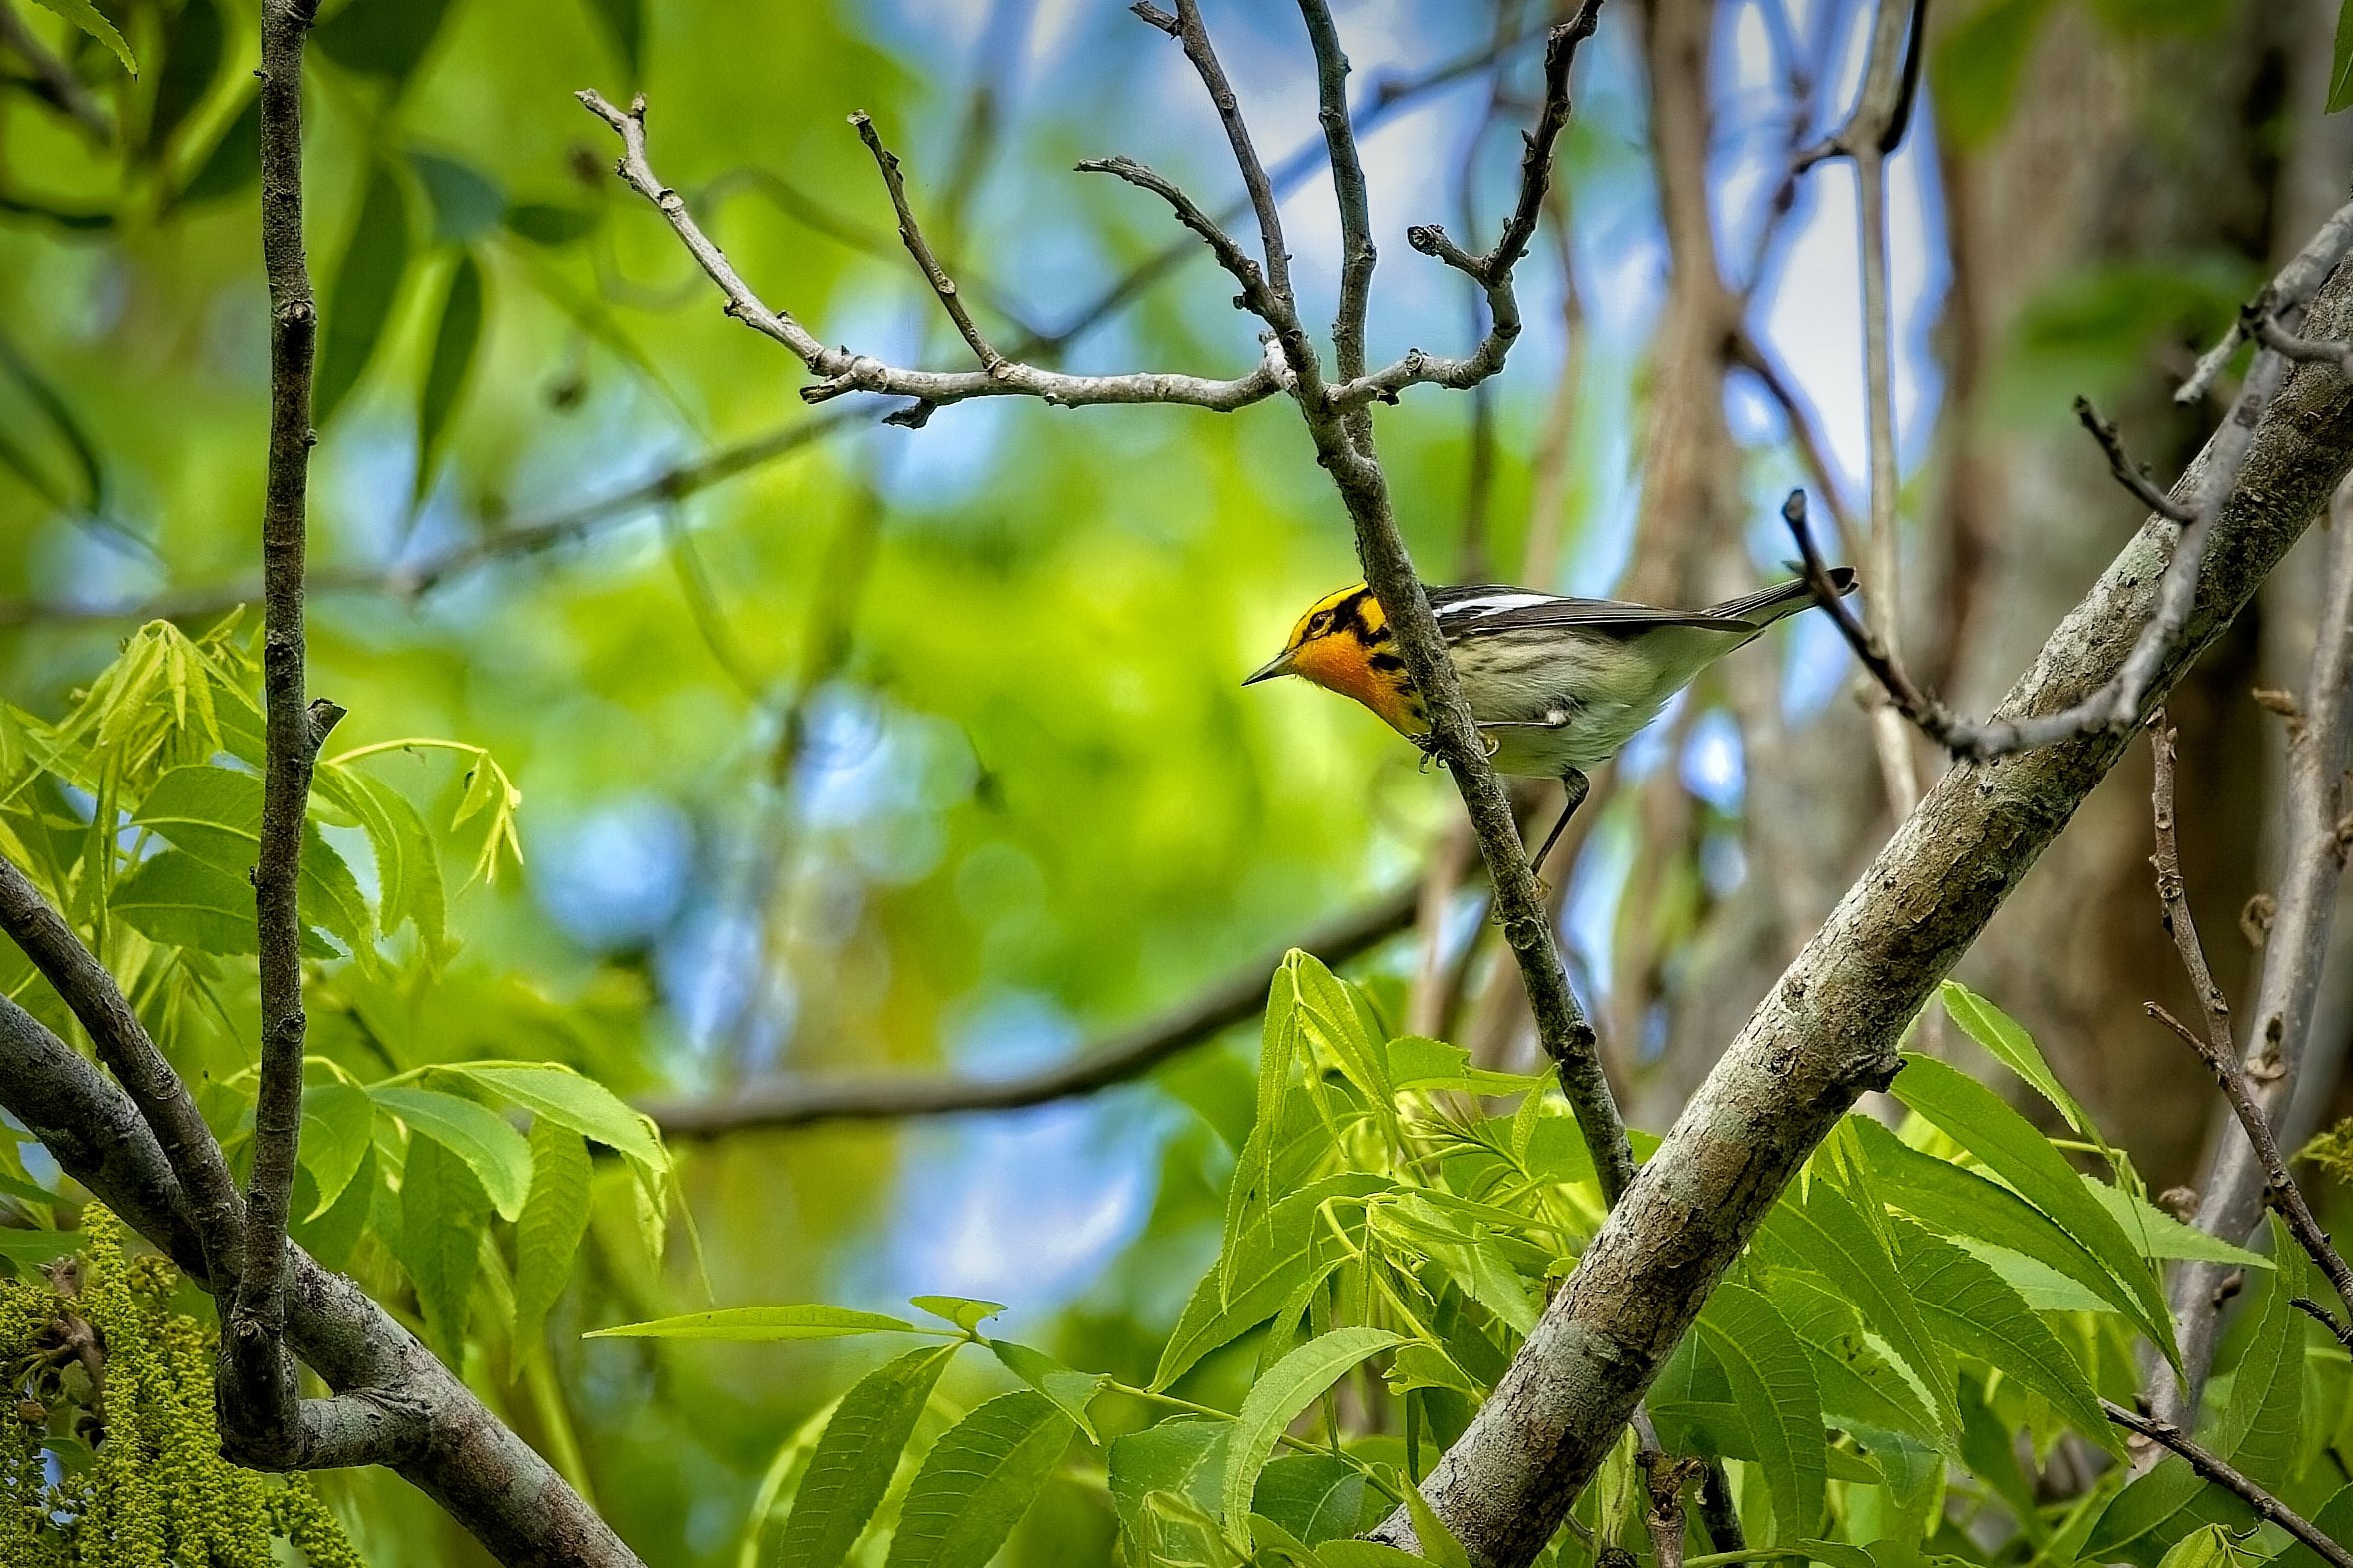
[2,0,2347,1559]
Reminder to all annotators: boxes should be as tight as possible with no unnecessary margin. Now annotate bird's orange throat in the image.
[1291,634,1424,735]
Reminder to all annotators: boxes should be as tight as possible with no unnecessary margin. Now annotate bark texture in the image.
[1373,256,2353,1567]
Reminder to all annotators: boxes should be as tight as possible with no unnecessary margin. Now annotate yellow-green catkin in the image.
[0,1205,371,1567]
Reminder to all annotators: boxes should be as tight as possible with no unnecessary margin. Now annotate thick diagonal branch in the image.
[1369,258,2353,1568]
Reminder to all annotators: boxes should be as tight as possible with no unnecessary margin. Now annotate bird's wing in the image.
[1428,584,1757,640]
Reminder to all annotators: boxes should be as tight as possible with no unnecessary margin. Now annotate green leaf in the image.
[312,0,458,87]
[413,252,483,510]
[883,1389,1073,1568]
[314,763,445,956]
[909,1295,1004,1333]
[1888,1218,2114,1449]
[298,1081,376,1222]
[2085,1180,2270,1268]
[370,1085,532,1222]
[780,1343,958,1568]
[1383,1035,1541,1096]
[1940,980,2097,1141]
[408,150,506,243]
[1891,1054,2175,1363]
[1109,1421,1227,1544]
[586,1304,923,1341]
[1221,1328,1403,1531]
[314,160,413,427]
[1693,1281,1824,1543]
[1759,1269,1939,1447]
[2331,0,2353,113]
[134,764,372,951]
[2277,1486,2353,1568]
[396,1129,489,1364]
[1314,1544,1432,1568]
[292,1142,373,1273]
[581,0,644,80]
[511,1121,591,1360]
[1769,1175,1958,1437]
[27,0,135,75]
[1848,1115,2163,1337]
[1401,1489,1471,1568]
[112,848,255,954]
[988,1340,1108,1444]
[1160,1174,1382,1389]
[1250,1455,1379,1547]
[0,1230,82,1265]
[2155,1524,2247,1568]
[435,1063,664,1171]
[2088,1218,2309,1564]
[1222,961,1309,1300]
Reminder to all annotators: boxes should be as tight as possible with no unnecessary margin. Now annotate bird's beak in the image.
[1242,649,1297,687]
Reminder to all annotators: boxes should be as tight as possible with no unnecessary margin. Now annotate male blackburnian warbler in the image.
[1245,568,1858,872]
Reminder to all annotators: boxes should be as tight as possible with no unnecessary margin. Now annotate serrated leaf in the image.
[1769,1175,1958,1437]
[299,1081,376,1222]
[780,1343,958,1568]
[315,763,446,957]
[112,848,255,954]
[1693,1281,1824,1542]
[1888,1218,2113,1449]
[1849,1115,2165,1339]
[1760,1268,1939,1446]
[1891,1054,2175,1363]
[2088,1217,2309,1564]
[988,1339,1108,1443]
[909,1295,1004,1333]
[1940,980,2098,1141]
[1222,962,1308,1301]
[1221,1328,1403,1531]
[1250,1455,1380,1547]
[2086,1179,2271,1268]
[436,1063,663,1171]
[396,1129,488,1365]
[512,1121,591,1361]
[28,0,134,75]
[314,160,412,427]
[134,764,372,951]
[370,1085,531,1221]
[883,1389,1073,1568]
[1109,1421,1227,1544]
[413,252,483,510]
[586,1304,923,1341]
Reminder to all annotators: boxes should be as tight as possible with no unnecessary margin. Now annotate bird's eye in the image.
[1309,613,1332,636]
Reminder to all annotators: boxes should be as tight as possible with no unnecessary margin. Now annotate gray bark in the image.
[1372,257,2353,1567]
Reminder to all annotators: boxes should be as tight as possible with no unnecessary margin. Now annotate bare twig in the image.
[1298,0,1377,403]
[2178,201,2353,405]
[2165,469,2353,1411]
[650,883,1420,1136]
[2148,716,2238,1066]
[577,90,1282,417]
[849,111,1006,380]
[2144,1003,2353,1348]
[225,0,329,1469]
[2102,1399,2353,1568]
[2077,398,2196,524]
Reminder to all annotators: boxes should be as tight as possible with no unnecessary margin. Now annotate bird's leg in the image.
[1530,767,1592,878]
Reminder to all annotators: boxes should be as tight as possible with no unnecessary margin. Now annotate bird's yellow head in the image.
[1243,582,1426,734]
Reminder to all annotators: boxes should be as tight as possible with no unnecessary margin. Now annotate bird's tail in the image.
[1708,567,1856,626]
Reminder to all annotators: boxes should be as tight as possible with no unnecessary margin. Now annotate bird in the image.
[1244,568,1857,873]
